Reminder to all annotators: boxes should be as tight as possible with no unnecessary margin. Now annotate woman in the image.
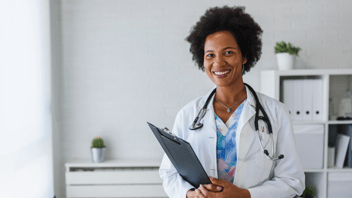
[159,5,305,198]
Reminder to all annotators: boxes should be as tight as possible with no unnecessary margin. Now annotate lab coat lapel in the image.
[198,88,217,138]
[236,85,257,154]
[196,88,217,177]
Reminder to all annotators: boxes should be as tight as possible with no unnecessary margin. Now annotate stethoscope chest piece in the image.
[189,108,207,130]
[189,123,203,130]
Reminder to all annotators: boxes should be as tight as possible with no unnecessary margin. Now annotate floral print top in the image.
[215,98,247,184]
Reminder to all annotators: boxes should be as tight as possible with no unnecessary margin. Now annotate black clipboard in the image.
[147,122,211,188]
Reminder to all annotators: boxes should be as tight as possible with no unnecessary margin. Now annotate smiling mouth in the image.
[213,69,231,76]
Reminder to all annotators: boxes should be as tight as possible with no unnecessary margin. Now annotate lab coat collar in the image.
[197,84,257,133]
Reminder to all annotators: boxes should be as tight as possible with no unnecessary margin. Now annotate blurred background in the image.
[0,0,351,197]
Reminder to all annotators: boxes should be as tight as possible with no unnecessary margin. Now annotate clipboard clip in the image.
[162,127,173,135]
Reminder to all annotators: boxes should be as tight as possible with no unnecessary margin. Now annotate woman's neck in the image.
[215,83,247,105]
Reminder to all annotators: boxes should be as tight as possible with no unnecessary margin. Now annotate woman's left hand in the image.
[197,176,251,198]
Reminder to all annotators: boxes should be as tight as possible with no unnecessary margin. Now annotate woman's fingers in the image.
[195,188,206,198]
[197,184,209,197]
[203,184,223,192]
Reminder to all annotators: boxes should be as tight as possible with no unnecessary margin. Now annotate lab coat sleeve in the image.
[247,103,305,198]
[159,110,195,198]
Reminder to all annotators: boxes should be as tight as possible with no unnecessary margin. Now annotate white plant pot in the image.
[91,146,106,163]
[276,52,295,70]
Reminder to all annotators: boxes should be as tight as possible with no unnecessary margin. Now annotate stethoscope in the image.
[189,83,284,161]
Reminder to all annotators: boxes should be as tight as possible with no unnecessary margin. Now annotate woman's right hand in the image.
[186,184,223,198]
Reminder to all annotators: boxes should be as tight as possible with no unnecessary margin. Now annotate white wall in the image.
[53,0,352,197]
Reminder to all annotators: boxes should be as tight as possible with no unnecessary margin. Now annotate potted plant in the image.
[91,136,106,163]
[274,41,301,70]
[299,184,317,198]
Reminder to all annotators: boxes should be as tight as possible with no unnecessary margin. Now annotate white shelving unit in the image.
[260,69,352,198]
[65,158,167,198]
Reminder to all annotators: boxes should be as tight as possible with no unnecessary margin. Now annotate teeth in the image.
[214,70,230,75]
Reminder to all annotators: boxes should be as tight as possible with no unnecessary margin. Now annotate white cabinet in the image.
[65,159,167,198]
[261,69,352,198]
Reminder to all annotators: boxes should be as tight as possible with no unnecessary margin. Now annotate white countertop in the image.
[65,158,162,168]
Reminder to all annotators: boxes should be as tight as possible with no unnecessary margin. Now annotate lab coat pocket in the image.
[254,150,274,184]
[255,150,273,170]
[254,132,274,170]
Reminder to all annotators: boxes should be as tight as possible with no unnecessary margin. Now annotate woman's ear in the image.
[243,57,247,65]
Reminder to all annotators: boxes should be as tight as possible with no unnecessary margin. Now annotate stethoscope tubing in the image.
[189,83,284,161]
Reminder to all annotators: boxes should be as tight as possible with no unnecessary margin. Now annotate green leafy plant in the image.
[275,41,301,56]
[92,136,105,148]
[300,184,316,198]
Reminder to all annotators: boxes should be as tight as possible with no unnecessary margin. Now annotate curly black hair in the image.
[185,5,263,74]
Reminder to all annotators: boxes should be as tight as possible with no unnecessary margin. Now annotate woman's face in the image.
[204,30,247,88]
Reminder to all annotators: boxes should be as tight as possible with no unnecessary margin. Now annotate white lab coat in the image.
[159,86,305,198]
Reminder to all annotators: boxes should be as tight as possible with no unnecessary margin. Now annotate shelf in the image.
[292,120,352,125]
[262,69,352,76]
[261,69,352,198]
[304,168,352,173]
[292,121,326,125]
[328,120,352,125]
[303,169,325,173]
[327,167,352,172]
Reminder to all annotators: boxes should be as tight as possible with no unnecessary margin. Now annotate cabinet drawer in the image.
[66,185,167,197]
[66,170,162,184]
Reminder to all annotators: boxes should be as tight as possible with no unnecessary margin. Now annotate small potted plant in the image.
[274,41,301,70]
[91,136,106,163]
[299,184,317,198]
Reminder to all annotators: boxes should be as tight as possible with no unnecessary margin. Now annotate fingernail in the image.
[217,186,222,190]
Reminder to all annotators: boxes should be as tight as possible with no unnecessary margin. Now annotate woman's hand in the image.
[195,176,251,198]
[186,182,223,198]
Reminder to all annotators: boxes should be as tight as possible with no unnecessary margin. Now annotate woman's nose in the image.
[213,55,225,67]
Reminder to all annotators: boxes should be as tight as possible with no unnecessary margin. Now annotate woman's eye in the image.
[206,54,214,58]
[225,51,233,55]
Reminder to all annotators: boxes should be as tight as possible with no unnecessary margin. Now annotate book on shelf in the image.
[335,133,350,168]
[283,79,323,121]
[342,125,352,168]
